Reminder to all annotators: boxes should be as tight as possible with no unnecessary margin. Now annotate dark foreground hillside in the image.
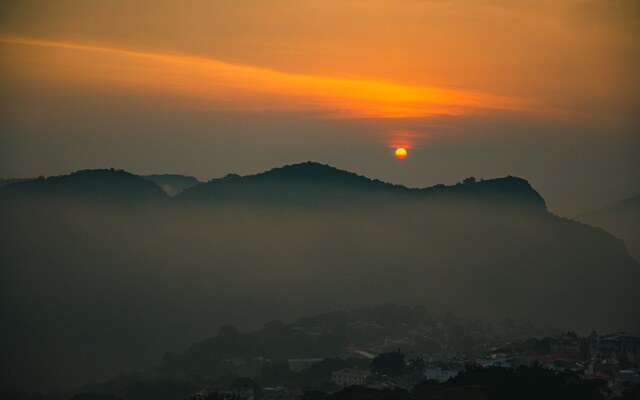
[316,366,611,400]
[2,366,630,400]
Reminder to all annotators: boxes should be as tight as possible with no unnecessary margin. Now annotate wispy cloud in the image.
[0,35,534,119]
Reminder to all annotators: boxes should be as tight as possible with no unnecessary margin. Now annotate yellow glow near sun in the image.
[395,148,408,159]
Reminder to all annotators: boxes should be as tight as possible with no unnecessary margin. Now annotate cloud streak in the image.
[0,36,534,119]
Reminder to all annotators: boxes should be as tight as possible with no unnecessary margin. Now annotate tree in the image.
[300,390,327,400]
[69,395,122,400]
[261,360,292,386]
[230,377,261,398]
[370,351,407,377]
[463,177,477,185]
[409,356,425,377]
[218,325,239,338]
[297,357,348,386]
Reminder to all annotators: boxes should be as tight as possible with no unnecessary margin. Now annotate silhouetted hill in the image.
[420,176,546,210]
[178,162,546,211]
[0,169,167,203]
[252,162,394,187]
[143,174,201,196]
[178,162,401,206]
[577,194,640,260]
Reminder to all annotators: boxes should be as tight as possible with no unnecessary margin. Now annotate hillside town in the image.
[64,305,638,400]
[187,330,640,400]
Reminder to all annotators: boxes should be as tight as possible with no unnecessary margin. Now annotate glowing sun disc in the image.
[395,148,408,159]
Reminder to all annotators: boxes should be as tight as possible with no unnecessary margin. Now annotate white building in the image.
[424,366,462,382]
[331,369,370,387]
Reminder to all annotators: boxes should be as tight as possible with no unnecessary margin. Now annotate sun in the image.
[395,148,408,159]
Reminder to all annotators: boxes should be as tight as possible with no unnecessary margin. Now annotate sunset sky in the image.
[1,0,638,214]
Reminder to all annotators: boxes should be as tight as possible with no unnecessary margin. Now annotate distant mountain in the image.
[0,163,547,210]
[577,194,640,261]
[0,177,33,189]
[143,174,201,196]
[178,161,546,211]
[0,169,166,203]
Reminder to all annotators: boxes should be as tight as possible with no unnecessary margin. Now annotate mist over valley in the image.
[1,163,638,391]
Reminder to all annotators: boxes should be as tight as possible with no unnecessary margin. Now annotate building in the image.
[423,365,463,382]
[262,386,300,400]
[476,353,510,368]
[591,332,640,364]
[331,369,370,387]
[619,334,640,364]
[218,387,254,400]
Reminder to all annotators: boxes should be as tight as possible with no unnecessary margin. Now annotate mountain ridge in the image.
[0,168,167,203]
[0,162,547,211]
[178,161,547,211]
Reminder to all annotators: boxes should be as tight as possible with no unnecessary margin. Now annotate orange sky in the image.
[1,0,637,123]
[0,0,639,213]
[0,35,535,119]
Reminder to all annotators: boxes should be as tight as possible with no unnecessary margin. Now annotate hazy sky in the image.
[1,0,639,214]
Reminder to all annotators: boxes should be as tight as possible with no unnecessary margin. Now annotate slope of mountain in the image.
[143,174,201,196]
[577,194,640,261]
[0,169,167,203]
